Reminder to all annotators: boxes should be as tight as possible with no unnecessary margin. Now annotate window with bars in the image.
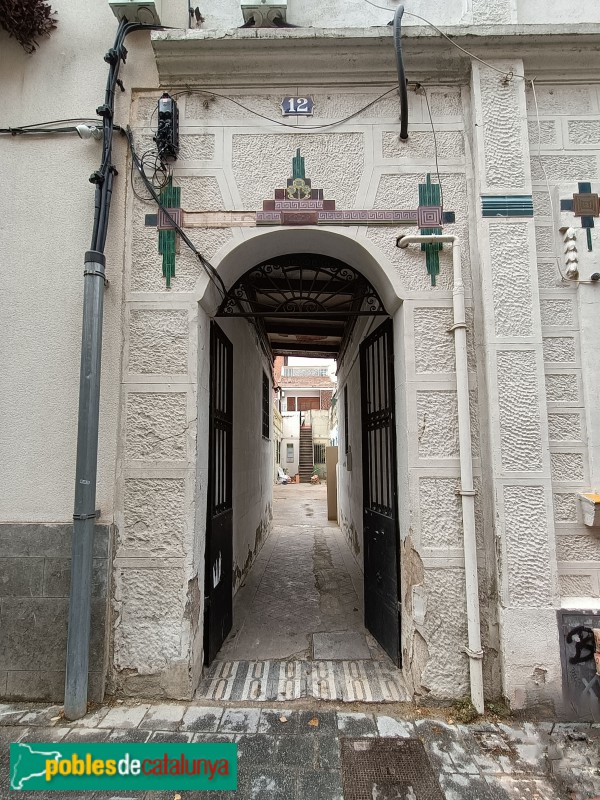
[262,372,270,438]
[275,439,281,464]
[314,443,326,464]
[287,443,294,463]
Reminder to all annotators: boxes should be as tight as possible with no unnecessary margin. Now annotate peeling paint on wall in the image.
[233,502,272,592]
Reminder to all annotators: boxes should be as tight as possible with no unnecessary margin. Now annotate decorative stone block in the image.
[528,120,558,147]
[128,310,189,375]
[428,90,463,119]
[556,533,600,561]
[530,155,598,182]
[130,225,232,294]
[479,71,526,188]
[537,261,561,288]
[550,452,585,482]
[533,192,552,217]
[382,131,464,160]
[366,225,466,293]
[489,223,533,337]
[545,373,580,403]
[419,476,483,549]
[421,568,469,697]
[542,337,577,364]
[503,486,553,606]
[232,133,364,210]
[547,413,582,442]
[559,574,594,597]
[540,299,575,327]
[122,479,186,556]
[496,351,543,472]
[175,177,224,210]
[567,120,600,146]
[185,93,287,122]
[526,86,593,115]
[125,392,188,461]
[553,493,578,523]
[114,567,185,672]
[416,390,479,459]
[413,308,454,374]
[535,226,555,254]
[178,134,216,160]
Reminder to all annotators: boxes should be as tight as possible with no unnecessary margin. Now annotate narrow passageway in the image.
[197,484,409,703]
[220,483,378,662]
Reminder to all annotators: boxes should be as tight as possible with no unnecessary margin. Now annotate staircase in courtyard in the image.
[298,423,314,483]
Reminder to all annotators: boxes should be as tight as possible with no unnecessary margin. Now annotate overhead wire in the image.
[361,0,525,81]
[0,119,101,135]
[363,0,597,283]
[172,87,403,131]
[125,126,227,300]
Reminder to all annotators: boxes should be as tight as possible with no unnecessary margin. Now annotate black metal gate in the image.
[360,318,401,665]
[204,322,234,666]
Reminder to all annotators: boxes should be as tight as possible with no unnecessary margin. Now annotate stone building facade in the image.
[1,0,600,712]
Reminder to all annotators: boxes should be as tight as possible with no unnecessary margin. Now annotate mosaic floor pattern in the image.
[196,659,410,703]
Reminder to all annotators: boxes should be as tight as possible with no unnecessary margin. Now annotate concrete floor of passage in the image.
[217,483,388,662]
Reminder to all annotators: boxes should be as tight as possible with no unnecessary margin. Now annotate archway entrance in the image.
[199,242,406,701]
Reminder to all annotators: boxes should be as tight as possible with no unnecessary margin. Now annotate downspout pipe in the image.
[393,5,409,140]
[64,18,160,721]
[397,234,485,715]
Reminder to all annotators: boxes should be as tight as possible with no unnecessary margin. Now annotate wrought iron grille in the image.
[217,254,386,319]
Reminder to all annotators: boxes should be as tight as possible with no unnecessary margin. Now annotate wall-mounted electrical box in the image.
[108,0,162,25]
[241,0,288,27]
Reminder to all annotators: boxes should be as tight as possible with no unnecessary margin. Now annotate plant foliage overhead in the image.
[0,0,57,53]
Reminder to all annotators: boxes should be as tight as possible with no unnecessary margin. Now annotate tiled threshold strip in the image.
[197,659,410,703]
[1,703,599,799]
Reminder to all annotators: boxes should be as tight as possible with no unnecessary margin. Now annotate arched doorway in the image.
[202,245,404,686]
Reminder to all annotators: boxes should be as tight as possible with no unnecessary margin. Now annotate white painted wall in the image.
[217,318,274,591]
[0,1,158,522]
[282,412,300,475]
[336,320,371,563]
[517,0,600,24]
[190,0,468,32]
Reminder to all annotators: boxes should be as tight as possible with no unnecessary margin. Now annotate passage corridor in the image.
[197,484,408,703]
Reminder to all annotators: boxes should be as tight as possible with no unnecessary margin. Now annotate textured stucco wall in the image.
[119,77,501,704]
[527,82,600,602]
[0,0,158,522]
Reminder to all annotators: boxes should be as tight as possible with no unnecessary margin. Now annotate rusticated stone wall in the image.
[528,82,600,601]
[471,60,563,710]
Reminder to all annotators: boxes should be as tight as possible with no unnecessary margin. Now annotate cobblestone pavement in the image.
[2,701,600,799]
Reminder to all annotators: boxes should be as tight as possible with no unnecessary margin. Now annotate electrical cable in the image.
[172,87,403,131]
[418,84,444,211]
[126,126,227,299]
[361,0,525,82]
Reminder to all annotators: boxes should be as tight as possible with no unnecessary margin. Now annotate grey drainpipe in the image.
[64,19,161,720]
